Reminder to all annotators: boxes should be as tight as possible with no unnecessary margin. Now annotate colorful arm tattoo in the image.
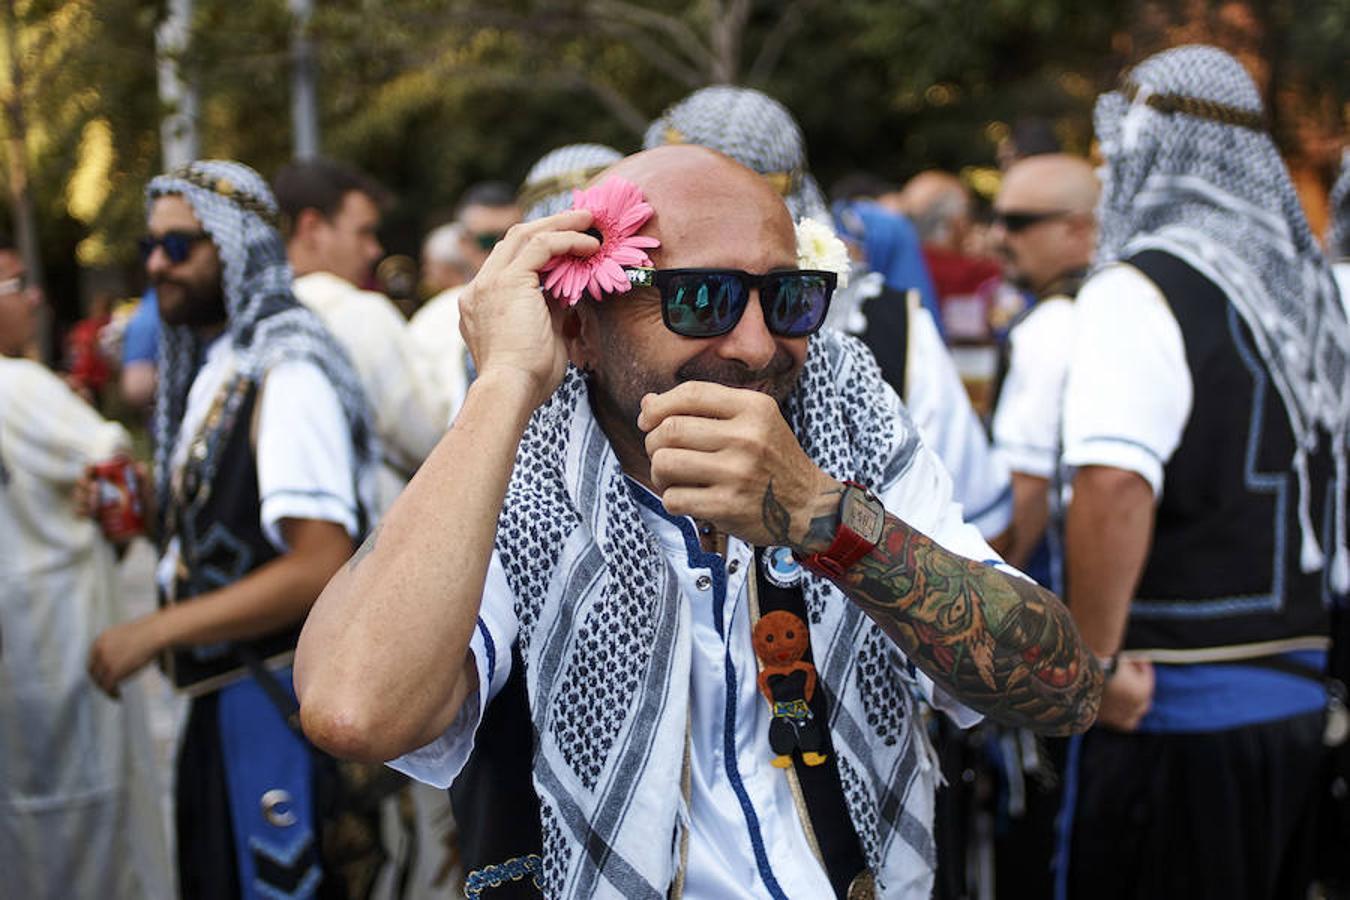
[770,486,1102,735]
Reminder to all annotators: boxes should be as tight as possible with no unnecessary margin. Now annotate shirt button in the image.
[727,559,741,575]
[695,574,712,591]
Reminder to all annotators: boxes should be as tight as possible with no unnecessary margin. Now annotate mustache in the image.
[675,347,797,389]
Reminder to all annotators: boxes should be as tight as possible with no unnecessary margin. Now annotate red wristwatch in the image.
[799,481,886,579]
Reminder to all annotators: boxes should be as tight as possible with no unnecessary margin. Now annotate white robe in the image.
[0,358,172,898]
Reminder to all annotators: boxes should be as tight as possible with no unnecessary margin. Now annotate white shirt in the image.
[905,306,1014,537]
[992,296,1075,480]
[1061,263,1192,497]
[293,271,452,513]
[0,358,173,899]
[407,286,470,427]
[157,338,362,593]
[391,445,994,898]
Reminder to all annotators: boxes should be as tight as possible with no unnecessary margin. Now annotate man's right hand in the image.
[1095,657,1154,732]
[457,209,599,410]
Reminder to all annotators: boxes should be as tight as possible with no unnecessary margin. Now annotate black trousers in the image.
[1065,711,1325,900]
[177,693,242,900]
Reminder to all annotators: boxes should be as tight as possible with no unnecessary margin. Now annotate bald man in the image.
[899,170,1002,342]
[983,153,1099,898]
[295,146,1100,899]
[989,154,1099,579]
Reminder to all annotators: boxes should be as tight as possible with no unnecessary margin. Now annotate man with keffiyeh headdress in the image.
[1057,46,1349,899]
[87,160,380,900]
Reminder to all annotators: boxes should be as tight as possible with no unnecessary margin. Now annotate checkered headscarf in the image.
[1095,45,1350,590]
[147,159,376,521]
[643,85,830,223]
[1331,151,1350,261]
[518,144,624,221]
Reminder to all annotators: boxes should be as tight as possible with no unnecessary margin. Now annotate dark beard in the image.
[155,274,227,329]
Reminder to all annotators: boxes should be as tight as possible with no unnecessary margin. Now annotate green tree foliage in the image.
[4,0,1346,319]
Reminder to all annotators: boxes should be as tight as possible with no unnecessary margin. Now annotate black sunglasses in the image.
[992,210,1075,234]
[473,231,507,252]
[624,267,837,339]
[139,231,210,264]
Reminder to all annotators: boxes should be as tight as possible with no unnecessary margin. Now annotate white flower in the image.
[795,218,851,288]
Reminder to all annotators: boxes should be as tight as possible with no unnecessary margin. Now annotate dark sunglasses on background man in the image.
[473,231,507,252]
[992,209,1075,234]
[623,267,837,339]
[139,231,210,264]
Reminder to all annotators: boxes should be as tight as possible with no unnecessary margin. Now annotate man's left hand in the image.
[88,616,164,699]
[639,381,843,550]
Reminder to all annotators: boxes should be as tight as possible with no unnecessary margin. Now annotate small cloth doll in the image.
[752,610,827,768]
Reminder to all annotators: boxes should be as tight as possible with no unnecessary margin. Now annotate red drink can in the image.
[91,456,146,541]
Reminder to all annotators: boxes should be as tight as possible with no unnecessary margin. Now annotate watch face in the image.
[841,486,885,544]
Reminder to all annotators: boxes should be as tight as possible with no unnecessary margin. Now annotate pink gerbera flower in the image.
[540,176,660,307]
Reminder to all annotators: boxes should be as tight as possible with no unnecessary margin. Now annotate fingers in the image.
[644,414,736,458]
[86,644,121,700]
[474,210,594,283]
[639,381,772,432]
[649,447,728,494]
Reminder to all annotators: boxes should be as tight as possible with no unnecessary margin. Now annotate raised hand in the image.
[638,380,843,550]
[457,209,599,410]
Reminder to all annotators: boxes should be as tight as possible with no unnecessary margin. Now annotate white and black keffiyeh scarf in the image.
[519,144,624,221]
[495,328,945,898]
[146,160,377,519]
[1095,44,1350,591]
[643,85,831,224]
[1330,151,1350,262]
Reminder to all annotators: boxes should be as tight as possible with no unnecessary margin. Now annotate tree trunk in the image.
[156,0,199,170]
[289,0,320,160]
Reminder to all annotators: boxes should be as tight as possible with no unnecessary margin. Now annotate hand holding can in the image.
[87,456,146,542]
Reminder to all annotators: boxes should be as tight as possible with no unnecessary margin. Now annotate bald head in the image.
[602,145,795,269]
[999,154,1099,216]
[900,170,972,249]
[993,154,1098,294]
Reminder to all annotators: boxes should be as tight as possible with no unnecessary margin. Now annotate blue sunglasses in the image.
[139,231,210,264]
[624,267,837,338]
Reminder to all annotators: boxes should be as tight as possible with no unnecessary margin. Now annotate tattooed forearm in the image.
[346,523,382,574]
[830,513,1101,735]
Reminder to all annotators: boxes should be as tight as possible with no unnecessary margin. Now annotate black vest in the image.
[1125,250,1333,652]
[162,379,305,692]
[859,285,911,400]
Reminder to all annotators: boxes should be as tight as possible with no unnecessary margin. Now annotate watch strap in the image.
[800,482,882,579]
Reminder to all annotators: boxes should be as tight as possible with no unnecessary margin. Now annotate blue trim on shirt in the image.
[627,479,728,637]
[475,617,496,689]
[1074,435,1166,465]
[625,477,788,898]
[1138,650,1327,733]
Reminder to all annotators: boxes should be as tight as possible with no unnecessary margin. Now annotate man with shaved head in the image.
[981,153,1098,897]
[295,146,1100,899]
[990,153,1099,581]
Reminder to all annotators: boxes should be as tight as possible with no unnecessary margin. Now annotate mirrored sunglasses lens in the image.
[766,274,831,335]
[667,274,744,336]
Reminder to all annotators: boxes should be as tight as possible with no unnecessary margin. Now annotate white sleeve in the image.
[904,307,1013,538]
[0,359,129,485]
[992,299,1074,479]
[386,551,518,788]
[256,360,360,550]
[408,289,469,428]
[1061,264,1192,497]
[879,384,1035,729]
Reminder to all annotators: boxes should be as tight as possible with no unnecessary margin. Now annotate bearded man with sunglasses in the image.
[297,146,1101,900]
[88,160,383,900]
